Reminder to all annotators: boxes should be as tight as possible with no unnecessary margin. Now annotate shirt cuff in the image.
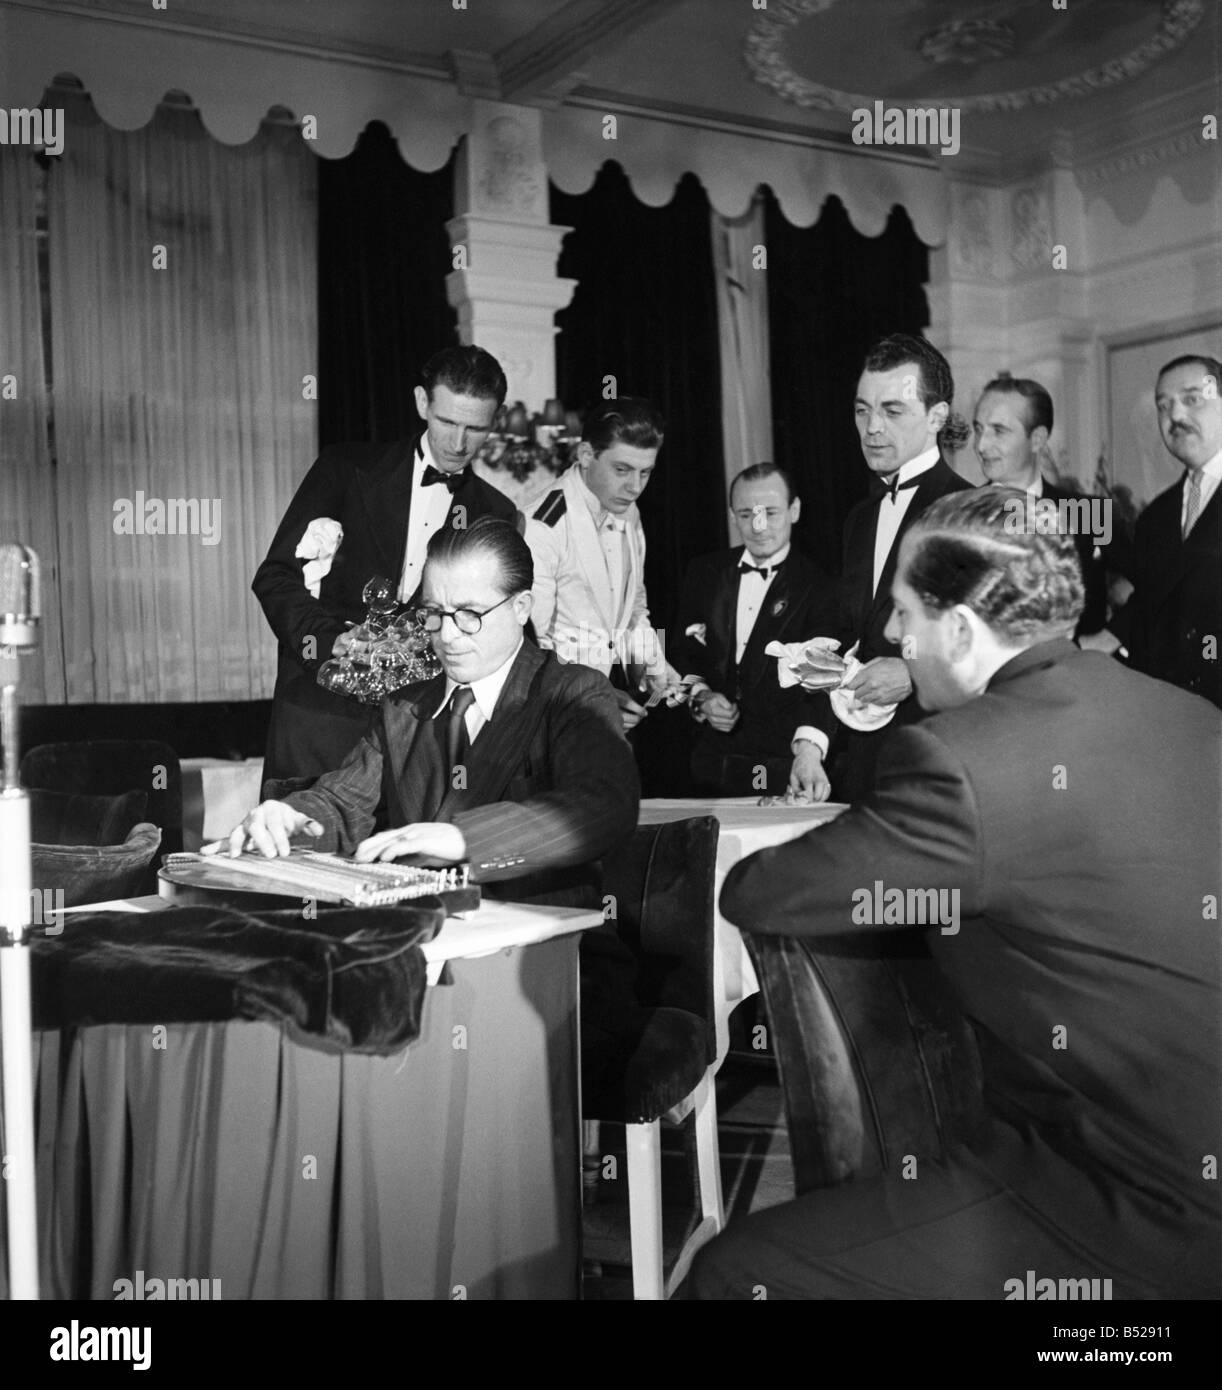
[791,726,829,758]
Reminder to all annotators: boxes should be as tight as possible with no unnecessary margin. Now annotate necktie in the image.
[1183,469,1203,539]
[881,473,922,503]
[442,685,475,785]
[422,464,465,493]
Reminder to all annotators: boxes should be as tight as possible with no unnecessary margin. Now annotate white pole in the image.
[0,736,39,1298]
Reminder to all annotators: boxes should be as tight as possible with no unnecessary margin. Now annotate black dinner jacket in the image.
[1042,479,1108,638]
[838,458,973,666]
[723,639,1222,1280]
[284,641,640,904]
[252,437,520,780]
[1126,472,1222,708]
[672,545,840,751]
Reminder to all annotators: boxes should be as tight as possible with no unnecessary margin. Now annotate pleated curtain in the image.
[0,146,62,703]
[45,91,317,702]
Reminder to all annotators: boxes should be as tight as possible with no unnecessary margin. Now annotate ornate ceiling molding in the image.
[744,0,1206,115]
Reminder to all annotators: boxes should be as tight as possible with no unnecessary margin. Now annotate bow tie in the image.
[738,559,781,580]
[422,464,465,493]
[878,473,923,503]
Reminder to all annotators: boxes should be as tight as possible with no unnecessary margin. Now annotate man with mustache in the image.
[1125,353,1222,708]
[254,346,520,782]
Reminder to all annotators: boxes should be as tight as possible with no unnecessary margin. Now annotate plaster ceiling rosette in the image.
[743,0,1205,115]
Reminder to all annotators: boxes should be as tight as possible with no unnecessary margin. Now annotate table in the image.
[2,897,601,1300]
[180,756,265,850]
[638,798,848,1065]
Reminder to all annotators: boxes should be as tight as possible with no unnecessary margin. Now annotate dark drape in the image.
[765,191,930,573]
[317,123,457,446]
[550,162,725,795]
[551,162,726,615]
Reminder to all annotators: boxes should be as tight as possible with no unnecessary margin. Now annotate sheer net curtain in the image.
[0,147,63,703]
[713,196,774,492]
[47,91,317,703]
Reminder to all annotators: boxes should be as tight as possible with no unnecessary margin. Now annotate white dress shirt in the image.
[872,445,940,595]
[735,542,789,663]
[432,639,525,744]
[1182,449,1222,536]
[573,466,629,614]
[398,436,461,603]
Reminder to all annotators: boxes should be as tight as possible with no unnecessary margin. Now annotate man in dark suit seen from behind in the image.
[253,345,520,784]
[972,374,1110,645]
[1126,353,1222,708]
[789,333,972,804]
[673,463,839,799]
[685,487,1221,1300]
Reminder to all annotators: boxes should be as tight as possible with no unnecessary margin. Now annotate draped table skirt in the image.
[7,931,583,1300]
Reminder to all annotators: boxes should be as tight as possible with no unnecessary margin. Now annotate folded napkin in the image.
[296,517,344,598]
[765,638,898,732]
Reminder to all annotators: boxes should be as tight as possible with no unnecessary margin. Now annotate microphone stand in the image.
[0,551,39,1299]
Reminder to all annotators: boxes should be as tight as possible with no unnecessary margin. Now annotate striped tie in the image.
[1182,469,1203,539]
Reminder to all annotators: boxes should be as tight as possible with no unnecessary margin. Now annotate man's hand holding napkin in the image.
[764,637,901,732]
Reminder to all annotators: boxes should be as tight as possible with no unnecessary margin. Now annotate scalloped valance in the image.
[2,1,949,243]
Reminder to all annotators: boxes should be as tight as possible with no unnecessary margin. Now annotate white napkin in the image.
[765,638,898,732]
[295,517,343,598]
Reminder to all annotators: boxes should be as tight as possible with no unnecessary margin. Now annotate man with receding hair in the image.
[1126,353,1222,707]
[673,463,838,798]
[685,488,1220,1300]
[972,374,1109,642]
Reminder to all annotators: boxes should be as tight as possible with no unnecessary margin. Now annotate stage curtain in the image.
[551,161,726,632]
[316,124,456,447]
[713,196,774,492]
[0,148,63,703]
[765,191,931,574]
[46,91,316,703]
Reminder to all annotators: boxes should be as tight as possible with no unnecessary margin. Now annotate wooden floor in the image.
[582,1048,793,1300]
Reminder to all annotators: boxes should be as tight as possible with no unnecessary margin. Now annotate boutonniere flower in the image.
[685,622,707,647]
[770,597,788,618]
[296,517,343,598]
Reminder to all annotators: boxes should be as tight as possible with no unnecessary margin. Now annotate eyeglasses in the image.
[415,593,515,635]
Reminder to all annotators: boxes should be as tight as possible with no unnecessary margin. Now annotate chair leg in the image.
[624,1120,665,1300]
[693,1067,725,1231]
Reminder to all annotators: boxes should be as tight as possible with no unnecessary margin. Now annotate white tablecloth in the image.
[638,797,849,1065]
[180,756,265,850]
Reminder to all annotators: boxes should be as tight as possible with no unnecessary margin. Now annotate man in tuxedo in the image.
[253,345,520,784]
[1125,353,1222,707]
[672,464,838,798]
[972,374,1109,642]
[526,397,680,733]
[221,519,637,907]
[685,487,1221,1300]
[791,333,972,803]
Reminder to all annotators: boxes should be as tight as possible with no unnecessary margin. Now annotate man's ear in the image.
[1029,425,1050,456]
[948,605,977,661]
[514,589,534,624]
[575,441,594,469]
[414,385,429,422]
[929,400,950,434]
[789,496,802,523]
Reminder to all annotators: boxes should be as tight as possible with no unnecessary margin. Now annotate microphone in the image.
[0,543,40,780]
[0,543,41,1297]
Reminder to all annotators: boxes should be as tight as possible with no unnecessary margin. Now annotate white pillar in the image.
[446,100,576,409]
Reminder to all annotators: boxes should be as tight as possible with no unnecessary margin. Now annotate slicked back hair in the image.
[902,488,1083,645]
[730,462,797,505]
[1157,353,1222,389]
[420,345,509,409]
[582,396,666,454]
[862,333,969,449]
[425,516,533,595]
[980,375,1054,436]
